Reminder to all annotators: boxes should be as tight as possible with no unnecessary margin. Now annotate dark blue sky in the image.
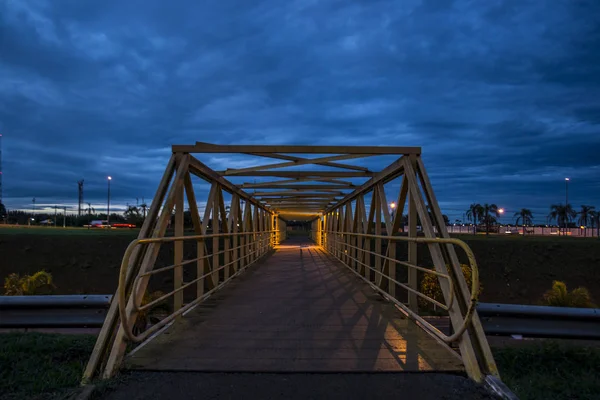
[1,0,599,223]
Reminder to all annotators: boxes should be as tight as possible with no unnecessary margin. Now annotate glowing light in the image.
[498,208,505,214]
[108,176,112,180]
[390,202,396,209]
[565,178,570,181]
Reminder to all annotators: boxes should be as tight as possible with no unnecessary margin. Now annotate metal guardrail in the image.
[1,296,599,341]
[477,303,600,340]
[0,295,111,328]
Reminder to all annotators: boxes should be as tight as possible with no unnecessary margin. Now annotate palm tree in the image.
[481,203,500,236]
[139,201,148,219]
[124,205,142,224]
[548,204,577,235]
[591,210,600,237]
[590,210,597,229]
[466,203,484,235]
[578,205,595,236]
[514,208,533,236]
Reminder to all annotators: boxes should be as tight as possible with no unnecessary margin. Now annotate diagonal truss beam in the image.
[246,153,371,172]
[222,154,374,176]
[240,177,356,188]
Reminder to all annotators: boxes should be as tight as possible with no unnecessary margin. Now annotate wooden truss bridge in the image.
[83,142,501,388]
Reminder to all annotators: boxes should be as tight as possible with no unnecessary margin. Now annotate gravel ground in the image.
[98,372,498,400]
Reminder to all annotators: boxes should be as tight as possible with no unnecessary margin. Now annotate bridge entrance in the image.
[83,143,499,386]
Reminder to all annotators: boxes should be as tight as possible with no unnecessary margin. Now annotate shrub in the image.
[3,271,55,295]
[420,263,482,309]
[542,280,596,308]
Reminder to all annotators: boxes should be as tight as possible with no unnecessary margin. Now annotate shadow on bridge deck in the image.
[125,238,463,373]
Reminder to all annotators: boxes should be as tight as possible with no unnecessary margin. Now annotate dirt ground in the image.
[0,230,599,305]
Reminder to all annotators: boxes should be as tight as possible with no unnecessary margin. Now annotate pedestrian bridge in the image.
[83,143,500,387]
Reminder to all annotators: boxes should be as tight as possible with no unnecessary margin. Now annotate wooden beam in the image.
[245,153,371,172]
[240,177,356,188]
[188,156,271,213]
[243,184,353,190]
[256,194,341,199]
[215,171,376,177]
[173,142,421,155]
[222,154,373,176]
[103,153,190,378]
[324,156,405,214]
[252,191,346,196]
[83,154,177,383]
[402,156,483,381]
[415,156,499,377]
[173,181,184,312]
[265,199,334,203]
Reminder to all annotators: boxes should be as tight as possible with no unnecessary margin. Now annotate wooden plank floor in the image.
[126,239,464,372]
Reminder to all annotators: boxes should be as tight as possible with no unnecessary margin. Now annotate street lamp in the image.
[565,178,570,235]
[30,197,36,226]
[390,201,396,220]
[498,208,504,225]
[107,176,112,227]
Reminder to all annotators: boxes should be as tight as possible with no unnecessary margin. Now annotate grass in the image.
[2,333,599,400]
[0,225,140,236]
[0,333,96,400]
[493,342,600,400]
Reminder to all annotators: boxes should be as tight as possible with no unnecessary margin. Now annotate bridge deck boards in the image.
[126,239,464,373]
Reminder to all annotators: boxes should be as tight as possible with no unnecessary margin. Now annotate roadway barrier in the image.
[0,295,111,328]
[1,296,599,340]
[477,302,600,340]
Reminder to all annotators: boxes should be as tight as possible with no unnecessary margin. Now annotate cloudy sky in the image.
[1,0,599,223]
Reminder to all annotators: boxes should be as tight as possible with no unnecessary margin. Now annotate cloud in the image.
[0,0,598,223]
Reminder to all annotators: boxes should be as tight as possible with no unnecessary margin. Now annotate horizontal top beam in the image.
[173,142,421,155]
[245,184,355,190]
[215,171,375,177]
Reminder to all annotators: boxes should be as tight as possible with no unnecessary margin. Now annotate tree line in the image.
[465,203,599,236]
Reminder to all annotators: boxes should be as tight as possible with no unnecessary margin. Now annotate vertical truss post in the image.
[174,179,184,313]
[408,156,419,313]
[377,183,395,296]
[183,172,205,300]
[212,185,221,286]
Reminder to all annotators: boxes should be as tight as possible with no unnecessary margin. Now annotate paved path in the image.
[100,372,497,400]
[125,239,463,372]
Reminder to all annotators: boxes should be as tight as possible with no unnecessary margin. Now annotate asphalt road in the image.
[98,372,498,400]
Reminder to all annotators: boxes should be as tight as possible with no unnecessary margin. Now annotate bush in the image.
[3,270,55,295]
[420,263,482,309]
[542,280,596,308]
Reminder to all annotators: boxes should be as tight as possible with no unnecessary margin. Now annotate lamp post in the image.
[565,178,569,235]
[498,208,504,233]
[30,197,36,226]
[107,176,112,227]
[390,202,396,220]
